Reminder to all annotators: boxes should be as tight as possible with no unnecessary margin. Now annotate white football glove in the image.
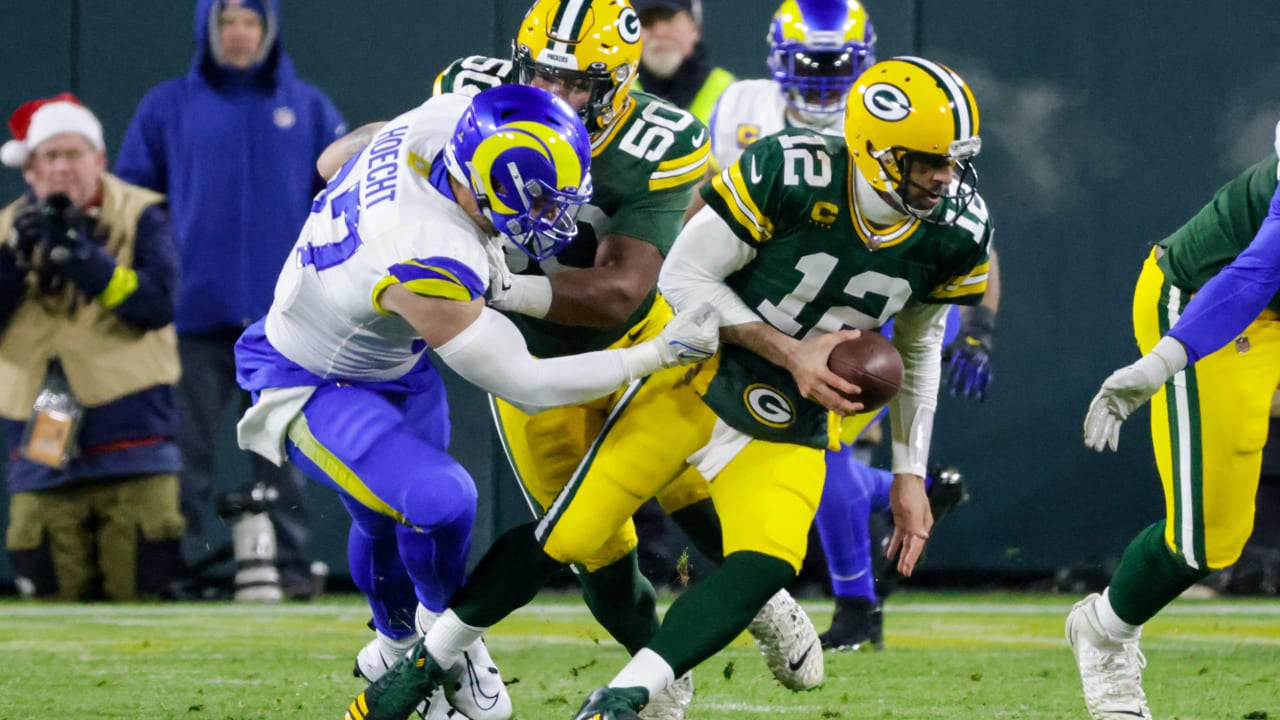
[483,239,551,318]
[653,303,721,367]
[1083,337,1188,452]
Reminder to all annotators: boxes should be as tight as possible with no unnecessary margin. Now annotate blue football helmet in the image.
[445,84,593,261]
[768,0,877,119]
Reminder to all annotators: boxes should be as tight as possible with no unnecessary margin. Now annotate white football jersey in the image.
[709,78,842,171]
[265,93,491,382]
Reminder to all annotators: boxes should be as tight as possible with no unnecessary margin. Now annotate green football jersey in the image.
[698,129,993,447]
[434,55,710,357]
[1158,154,1280,314]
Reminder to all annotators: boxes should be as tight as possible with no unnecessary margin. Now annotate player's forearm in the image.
[1166,207,1280,363]
[888,303,949,476]
[316,121,385,179]
[542,266,652,327]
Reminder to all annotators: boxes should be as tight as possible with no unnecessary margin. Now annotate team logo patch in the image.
[744,383,795,428]
[617,8,641,44]
[736,124,760,148]
[862,83,911,122]
[273,106,296,129]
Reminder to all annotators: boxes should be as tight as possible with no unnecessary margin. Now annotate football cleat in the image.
[819,596,883,652]
[444,638,512,720]
[354,632,419,683]
[746,589,824,691]
[572,686,648,720]
[926,465,970,523]
[639,671,692,720]
[346,640,448,720]
[1066,593,1153,720]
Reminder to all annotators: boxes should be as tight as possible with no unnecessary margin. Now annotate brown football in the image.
[826,331,904,411]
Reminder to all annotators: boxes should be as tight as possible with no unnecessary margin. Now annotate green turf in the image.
[0,592,1276,719]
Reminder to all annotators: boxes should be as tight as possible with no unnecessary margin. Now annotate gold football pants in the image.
[1136,250,1280,569]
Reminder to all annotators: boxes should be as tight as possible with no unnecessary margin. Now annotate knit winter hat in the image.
[1,93,104,168]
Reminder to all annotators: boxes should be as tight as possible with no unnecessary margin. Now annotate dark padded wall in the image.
[2,1,1278,581]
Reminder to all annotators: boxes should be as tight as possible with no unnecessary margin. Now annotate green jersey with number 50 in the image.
[434,55,711,357]
[697,128,993,447]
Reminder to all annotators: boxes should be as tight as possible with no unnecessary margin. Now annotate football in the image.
[826,331,904,411]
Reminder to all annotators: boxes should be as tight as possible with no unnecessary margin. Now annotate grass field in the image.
[0,591,1276,720]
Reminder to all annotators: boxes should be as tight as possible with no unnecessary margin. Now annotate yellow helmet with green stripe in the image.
[513,0,643,134]
[846,56,981,221]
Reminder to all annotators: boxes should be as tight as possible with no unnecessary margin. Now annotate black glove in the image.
[2,205,44,271]
[941,305,995,401]
[43,194,118,297]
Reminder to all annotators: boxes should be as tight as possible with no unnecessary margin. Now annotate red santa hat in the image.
[1,93,104,168]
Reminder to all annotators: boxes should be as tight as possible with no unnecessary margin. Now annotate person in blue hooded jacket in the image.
[115,0,346,598]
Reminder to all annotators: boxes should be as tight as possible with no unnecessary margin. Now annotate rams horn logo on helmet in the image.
[863,82,911,122]
[745,384,795,428]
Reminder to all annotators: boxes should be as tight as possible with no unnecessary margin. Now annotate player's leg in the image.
[814,443,886,651]
[575,438,827,717]
[1068,252,1280,719]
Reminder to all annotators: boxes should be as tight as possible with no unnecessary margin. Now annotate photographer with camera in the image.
[0,93,185,601]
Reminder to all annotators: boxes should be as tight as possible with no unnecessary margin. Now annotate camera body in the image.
[4,193,87,294]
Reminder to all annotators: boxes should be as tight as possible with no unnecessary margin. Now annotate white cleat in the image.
[640,671,692,720]
[746,589,824,691]
[353,631,417,682]
[443,637,513,720]
[1066,594,1153,720]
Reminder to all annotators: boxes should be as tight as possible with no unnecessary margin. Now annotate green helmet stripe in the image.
[551,0,590,51]
[897,56,975,141]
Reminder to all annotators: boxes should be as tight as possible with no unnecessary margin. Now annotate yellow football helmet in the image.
[845,56,981,221]
[513,0,643,134]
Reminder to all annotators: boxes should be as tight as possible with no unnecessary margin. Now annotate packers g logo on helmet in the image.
[846,56,981,223]
[513,0,642,134]
[445,85,594,261]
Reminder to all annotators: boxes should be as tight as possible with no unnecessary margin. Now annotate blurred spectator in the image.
[0,94,184,601]
[632,0,735,124]
[114,0,346,599]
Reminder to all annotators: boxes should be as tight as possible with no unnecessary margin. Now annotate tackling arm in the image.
[490,232,664,326]
[379,284,718,413]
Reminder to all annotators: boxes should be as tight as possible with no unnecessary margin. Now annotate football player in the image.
[342,2,824,718]
[227,85,719,720]
[704,0,995,651]
[1071,135,1280,720]
[561,55,994,719]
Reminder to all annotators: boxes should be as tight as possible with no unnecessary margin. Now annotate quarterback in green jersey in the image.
[347,2,826,719]
[561,56,993,720]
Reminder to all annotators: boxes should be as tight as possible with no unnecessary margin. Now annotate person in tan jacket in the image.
[0,93,184,601]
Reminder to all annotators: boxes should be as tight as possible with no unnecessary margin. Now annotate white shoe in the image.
[746,589,824,691]
[1066,594,1153,719]
[443,637,512,720]
[353,631,417,682]
[640,671,692,720]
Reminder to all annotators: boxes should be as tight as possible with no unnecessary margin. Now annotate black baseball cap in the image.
[631,0,703,24]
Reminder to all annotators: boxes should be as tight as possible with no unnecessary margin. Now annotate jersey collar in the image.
[848,158,918,250]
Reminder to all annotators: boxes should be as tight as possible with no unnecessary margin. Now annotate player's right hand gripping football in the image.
[654,303,721,367]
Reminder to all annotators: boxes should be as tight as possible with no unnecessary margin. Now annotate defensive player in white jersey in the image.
[230,85,719,720]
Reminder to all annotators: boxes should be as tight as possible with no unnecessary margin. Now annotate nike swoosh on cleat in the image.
[788,641,815,672]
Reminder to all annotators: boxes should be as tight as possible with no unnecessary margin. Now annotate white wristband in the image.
[501,274,553,319]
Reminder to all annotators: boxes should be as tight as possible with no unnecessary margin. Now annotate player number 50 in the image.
[619,103,695,161]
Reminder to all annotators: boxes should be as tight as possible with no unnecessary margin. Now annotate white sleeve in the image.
[658,206,760,327]
[434,307,639,413]
[887,302,950,477]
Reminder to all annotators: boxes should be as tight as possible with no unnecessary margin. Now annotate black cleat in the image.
[926,466,970,523]
[819,596,883,652]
